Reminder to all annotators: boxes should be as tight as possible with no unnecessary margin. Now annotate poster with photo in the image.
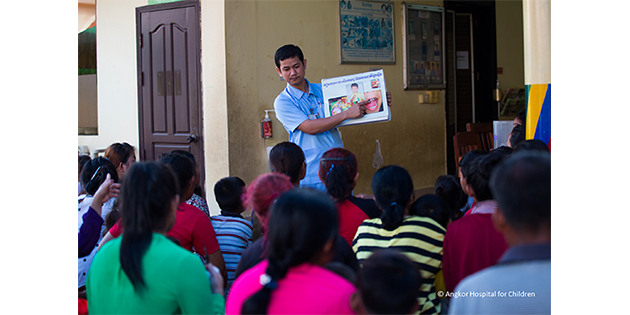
[402,4,445,89]
[321,69,390,126]
[339,0,395,64]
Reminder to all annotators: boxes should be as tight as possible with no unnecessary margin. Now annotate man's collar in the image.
[286,78,311,99]
[498,243,551,264]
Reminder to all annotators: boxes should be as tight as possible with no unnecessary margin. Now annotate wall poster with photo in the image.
[339,0,395,64]
[402,4,445,89]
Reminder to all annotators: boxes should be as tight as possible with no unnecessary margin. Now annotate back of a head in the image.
[372,165,414,231]
[241,188,338,315]
[159,152,195,197]
[319,148,358,201]
[269,142,305,185]
[516,109,527,128]
[513,139,550,154]
[81,157,119,195]
[274,44,304,68]
[214,176,246,213]
[246,173,295,226]
[410,194,449,229]
[357,249,421,315]
[434,175,467,221]
[118,162,180,291]
[459,150,488,178]
[466,152,506,202]
[508,124,526,148]
[170,149,196,163]
[104,142,135,168]
[490,151,551,234]
[492,145,513,157]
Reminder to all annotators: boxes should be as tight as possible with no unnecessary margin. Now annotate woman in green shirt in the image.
[86,162,225,314]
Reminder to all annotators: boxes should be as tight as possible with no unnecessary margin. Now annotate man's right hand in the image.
[344,101,367,119]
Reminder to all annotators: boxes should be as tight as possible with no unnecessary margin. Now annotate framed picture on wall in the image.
[402,4,445,89]
[339,0,395,64]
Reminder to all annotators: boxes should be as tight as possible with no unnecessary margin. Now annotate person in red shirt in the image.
[99,152,227,285]
[318,148,381,246]
[443,151,509,293]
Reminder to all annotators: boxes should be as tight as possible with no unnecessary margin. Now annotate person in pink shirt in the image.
[226,188,356,315]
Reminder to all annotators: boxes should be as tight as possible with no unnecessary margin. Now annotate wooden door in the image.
[136,1,205,192]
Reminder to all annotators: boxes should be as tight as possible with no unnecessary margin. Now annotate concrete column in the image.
[200,0,230,215]
[523,0,551,146]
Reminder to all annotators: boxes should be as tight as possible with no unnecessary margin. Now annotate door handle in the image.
[187,134,198,143]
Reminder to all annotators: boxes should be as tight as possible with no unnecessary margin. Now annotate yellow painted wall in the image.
[225,0,447,195]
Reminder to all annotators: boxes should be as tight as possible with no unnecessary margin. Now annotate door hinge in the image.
[139,34,143,48]
[141,72,144,86]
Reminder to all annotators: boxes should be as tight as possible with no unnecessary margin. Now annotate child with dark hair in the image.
[86,162,225,314]
[507,124,526,148]
[410,194,450,229]
[458,150,487,214]
[443,151,509,293]
[433,175,467,223]
[226,188,356,315]
[319,148,381,245]
[513,139,550,154]
[211,176,253,295]
[78,157,119,288]
[353,165,444,315]
[171,150,211,218]
[269,141,306,186]
[351,249,421,315]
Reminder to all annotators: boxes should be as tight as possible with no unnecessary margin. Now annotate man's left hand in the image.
[386,91,392,107]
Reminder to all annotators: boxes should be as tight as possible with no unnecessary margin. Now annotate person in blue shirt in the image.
[273,45,392,191]
[273,44,367,191]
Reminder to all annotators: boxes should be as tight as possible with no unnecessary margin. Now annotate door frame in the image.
[135,0,206,192]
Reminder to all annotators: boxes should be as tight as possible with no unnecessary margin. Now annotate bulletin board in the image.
[402,4,445,89]
[339,0,395,64]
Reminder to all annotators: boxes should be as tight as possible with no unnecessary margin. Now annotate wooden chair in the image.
[453,131,484,175]
[466,122,494,151]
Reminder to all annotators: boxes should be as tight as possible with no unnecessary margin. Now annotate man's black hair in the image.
[274,44,304,68]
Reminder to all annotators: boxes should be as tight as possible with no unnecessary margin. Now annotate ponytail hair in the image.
[241,188,338,314]
[318,148,358,201]
[372,165,414,231]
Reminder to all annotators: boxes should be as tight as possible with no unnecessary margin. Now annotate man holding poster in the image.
[273,44,367,191]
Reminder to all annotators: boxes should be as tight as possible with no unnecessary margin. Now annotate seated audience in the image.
[78,157,119,288]
[351,249,421,315]
[86,162,225,314]
[449,151,551,314]
[353,165,444,315]
[211,176,253,295]
[269,141,306,186]
[457,150,487,214]
[319,148,381,245]
[433,175,467,223]
[410,194,450,230]
[79,173,120,258]
[443,152,509,293]
[507,124,525,149]
[491,145,513,156]
[513,139,550,154]
[171,150,211,218]
[234,173,359,278]
[100,152,227,284]
[103,142,136,180]
[226,188,356,315]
